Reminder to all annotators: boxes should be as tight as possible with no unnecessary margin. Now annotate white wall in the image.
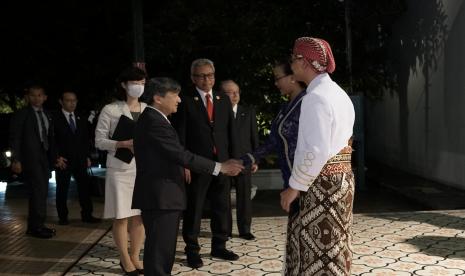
[366,0,465,189]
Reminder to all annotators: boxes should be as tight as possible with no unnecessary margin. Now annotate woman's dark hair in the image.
[115,66,147,100]
[274,58,306,89]
[274,58,293,76]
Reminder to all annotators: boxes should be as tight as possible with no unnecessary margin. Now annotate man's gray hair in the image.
[145,77,181,105]
[190,58,215,75]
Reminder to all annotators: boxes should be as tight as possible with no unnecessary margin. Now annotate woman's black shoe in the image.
[119,262,139,276]
[137,268,144,274]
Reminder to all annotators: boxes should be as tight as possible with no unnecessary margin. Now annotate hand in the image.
[87,158,92,168]
[184,168,191,184]
[55,156,68,170]
[116,139,134,153]
[251,163,258,173]
[280,187,300,213]
[11,161,22,174]
[116,139,133,149]
[220,159,244,176]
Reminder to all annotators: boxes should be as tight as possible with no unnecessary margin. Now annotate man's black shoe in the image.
[211,249,239,261]
[58,218,69,225]
[239,233,256,240]
[186,253,203,268]
[26,228,53,239]
[82,216,102,223]
[41,226,57,236]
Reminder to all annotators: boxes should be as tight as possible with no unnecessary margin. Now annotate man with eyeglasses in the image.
[171,58,239,268]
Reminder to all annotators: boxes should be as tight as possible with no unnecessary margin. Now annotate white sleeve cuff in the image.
[213,162,221,176]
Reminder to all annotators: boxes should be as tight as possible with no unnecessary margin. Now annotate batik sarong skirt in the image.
[285,147,354,276]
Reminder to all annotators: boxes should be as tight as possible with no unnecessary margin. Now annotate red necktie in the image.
[205,93,217,155]
[205,93,214,123]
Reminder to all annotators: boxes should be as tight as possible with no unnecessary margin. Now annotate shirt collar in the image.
[147,105,170,123]
[195,87,213,96]
[62,109,74,117]
[232,104,238,114]
[32,106,43,112]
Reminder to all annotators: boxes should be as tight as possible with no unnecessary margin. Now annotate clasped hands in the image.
[219,159,245,176]
[183,158,249,184]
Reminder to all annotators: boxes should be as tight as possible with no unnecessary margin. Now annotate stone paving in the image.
[69,210,465,276]
[3,164,465,275]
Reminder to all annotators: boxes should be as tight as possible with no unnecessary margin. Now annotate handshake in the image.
[219,159,245,176]
[184,158,258,183]
[219,158,259,176]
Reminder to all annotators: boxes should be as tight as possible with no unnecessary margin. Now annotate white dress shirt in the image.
[289,73,355,191]
[196,87,214,107]
[62,109,75,124]
[32,106,49,143]
[232,104,238,118]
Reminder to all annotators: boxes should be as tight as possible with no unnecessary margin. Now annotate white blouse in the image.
[289,73,355,192]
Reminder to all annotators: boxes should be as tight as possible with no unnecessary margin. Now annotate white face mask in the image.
[126,84,145,98]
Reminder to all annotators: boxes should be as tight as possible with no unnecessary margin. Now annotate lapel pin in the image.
[194,97,199,101]
[216,96,220,100]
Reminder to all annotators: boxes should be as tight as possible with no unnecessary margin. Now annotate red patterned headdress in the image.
[293,37,336,74]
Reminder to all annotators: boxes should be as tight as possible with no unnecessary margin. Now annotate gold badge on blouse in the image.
[194,97,199,101]
[216,96,220,100]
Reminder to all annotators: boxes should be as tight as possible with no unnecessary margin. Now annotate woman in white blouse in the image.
[95,66,147,275]
[280,37,355,276]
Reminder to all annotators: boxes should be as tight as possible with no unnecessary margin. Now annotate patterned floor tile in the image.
[67,210,465,275]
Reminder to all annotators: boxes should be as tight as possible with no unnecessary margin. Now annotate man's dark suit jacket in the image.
[9,105,56,168]
[235,105,259,155]
[172,89,236,161]
[53,111,90,164]
[132,107,216,211]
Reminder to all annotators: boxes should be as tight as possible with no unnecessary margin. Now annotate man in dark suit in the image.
[132,77,243,276]
[9,84,59,239]
[221,80,259,240]
[53,90,101,225]
[171,58,239,268]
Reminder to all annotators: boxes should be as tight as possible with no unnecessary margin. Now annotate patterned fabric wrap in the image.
[285,146,354,275]
[293,37,336,74]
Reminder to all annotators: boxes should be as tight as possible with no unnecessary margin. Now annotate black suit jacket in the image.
[172,89,236,161]
[234,105,259,156]
[9,105,56,169]
[132,107,216,211]
[53,111,90,164]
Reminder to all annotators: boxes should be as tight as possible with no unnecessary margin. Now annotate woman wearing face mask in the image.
[95,66,147,275]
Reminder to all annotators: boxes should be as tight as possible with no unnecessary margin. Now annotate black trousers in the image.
[141,209,181,276]
[182,173,230,254]
[55,158,93,220]
[228,172,252,235]
[24,154,50,230]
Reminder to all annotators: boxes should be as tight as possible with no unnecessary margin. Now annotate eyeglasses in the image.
[192,73,215,80]
[290,54,304,63]
[274,75,289,82]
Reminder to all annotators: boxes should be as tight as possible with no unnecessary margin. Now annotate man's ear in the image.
[153,94,161,104]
